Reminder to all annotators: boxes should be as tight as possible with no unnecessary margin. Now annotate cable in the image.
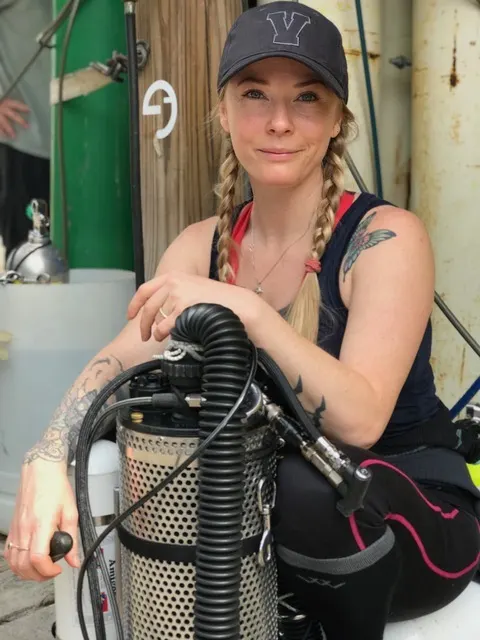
[124,2,145,289]
[1,0,82,264]
[301,621,313,640]
[0,1,74,103]
[354,0,383,198]
[75,396,155,640]
[75,346,256,640]
[345,151,368,193]
[57,0,82,263]
[450,376,480,419]
[75,359,163,640]
[434,294,480,359]
[0,51,44,103]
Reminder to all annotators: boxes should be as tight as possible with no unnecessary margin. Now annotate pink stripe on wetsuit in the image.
[349,458,480,579]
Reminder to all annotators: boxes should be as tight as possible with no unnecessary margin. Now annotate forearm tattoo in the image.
[342,211,397,282]
[293,375,327,430]
[23,355,124,465]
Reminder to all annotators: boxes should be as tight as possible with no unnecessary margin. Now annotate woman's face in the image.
[219,57,343,189]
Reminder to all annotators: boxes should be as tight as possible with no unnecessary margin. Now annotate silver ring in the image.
[7,541,29,552]
[159,307,169,319]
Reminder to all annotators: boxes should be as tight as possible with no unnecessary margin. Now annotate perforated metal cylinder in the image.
[117,418,278,640]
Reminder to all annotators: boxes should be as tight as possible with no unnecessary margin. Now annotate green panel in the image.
[51,0,133,270]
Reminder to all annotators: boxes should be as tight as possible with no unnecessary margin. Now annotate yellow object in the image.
[0,330,12,361]
[467,464,480,488]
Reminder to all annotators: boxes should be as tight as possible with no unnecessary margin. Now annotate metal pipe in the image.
[124,0,145,289]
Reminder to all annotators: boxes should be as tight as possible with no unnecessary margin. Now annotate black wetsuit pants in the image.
[273,445,480,639]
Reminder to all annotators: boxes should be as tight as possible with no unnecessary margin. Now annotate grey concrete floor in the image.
[0,535,55,639]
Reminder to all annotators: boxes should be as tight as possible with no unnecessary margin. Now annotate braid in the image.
[313,132,347,263]
[215,138,240,283]
[286,108,353,342]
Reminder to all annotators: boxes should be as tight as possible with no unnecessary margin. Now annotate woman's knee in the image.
[273,451,357,557]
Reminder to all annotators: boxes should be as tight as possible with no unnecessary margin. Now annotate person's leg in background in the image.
[273,446,480,640]
[0,142,50,259]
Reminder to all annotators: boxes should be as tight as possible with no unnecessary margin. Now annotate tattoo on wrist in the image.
[293,375,326,429]
[343,211,397,282]
[23,355,124,465]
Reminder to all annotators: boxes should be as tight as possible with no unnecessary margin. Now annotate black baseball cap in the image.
[217,1,348,103]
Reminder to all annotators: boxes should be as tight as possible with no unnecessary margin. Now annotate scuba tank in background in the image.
[53,439,119,640]
[5,199,69,284]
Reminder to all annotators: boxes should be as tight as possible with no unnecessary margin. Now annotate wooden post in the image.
[137,0,243,278]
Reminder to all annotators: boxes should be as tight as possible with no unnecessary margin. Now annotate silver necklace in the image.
[249,216,313,295]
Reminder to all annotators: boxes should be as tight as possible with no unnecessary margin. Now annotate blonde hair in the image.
[214,93,356,343]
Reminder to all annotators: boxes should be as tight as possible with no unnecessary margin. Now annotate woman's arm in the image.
[246,207,435,448]
[25,217,218,467]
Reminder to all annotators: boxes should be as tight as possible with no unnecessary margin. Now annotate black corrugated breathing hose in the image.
[75,358,162,640]
[171,303,252,640]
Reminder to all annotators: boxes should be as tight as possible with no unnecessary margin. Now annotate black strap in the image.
[118,524,263,564]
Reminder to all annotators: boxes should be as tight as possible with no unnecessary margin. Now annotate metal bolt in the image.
[389,55,412,69]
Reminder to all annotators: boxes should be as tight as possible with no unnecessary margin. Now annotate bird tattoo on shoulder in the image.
[342,211,397,281]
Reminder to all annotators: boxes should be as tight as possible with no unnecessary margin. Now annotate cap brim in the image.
[218,51,346,102]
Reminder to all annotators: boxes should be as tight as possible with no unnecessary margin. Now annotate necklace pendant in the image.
[254,284,263,295]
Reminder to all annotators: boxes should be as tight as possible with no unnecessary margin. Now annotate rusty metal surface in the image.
[301,0,382,193]
[260,0,412,207]
[411,0,480,407]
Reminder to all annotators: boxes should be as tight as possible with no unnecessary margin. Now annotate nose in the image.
[267,100,294,135]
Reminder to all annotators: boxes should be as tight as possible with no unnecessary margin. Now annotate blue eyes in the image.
[242,89,319,103]
[244,89,264,100]
[298,92,319,102]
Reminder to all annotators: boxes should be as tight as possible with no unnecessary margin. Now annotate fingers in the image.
[27,519,62,580]
[6,521,51,582]
[139,285,170,341]
[4,106,29,129]
[127,276,166,320]
[3,99,30,113]
[0,115,15,139]
[59,493,80,569]
[153,315,176,342]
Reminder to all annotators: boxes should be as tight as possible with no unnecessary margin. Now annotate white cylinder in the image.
[258,0,383,194]
[378,0,412,208]
[54,439,119,640]
[0,268,135,533]
[411,0,480,408]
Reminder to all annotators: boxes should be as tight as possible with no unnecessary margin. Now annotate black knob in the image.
[49,530,73,563]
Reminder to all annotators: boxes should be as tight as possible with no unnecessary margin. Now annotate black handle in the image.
[337,466,372,517]
[49,530,73,563]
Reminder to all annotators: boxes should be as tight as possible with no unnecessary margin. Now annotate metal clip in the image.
[257,476,276,567]
[0,270,51,285]
[90,52,128,83]
[0,271,20,284]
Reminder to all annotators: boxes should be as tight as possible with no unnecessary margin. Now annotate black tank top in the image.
[209,193,480,502]
[209,192,441,446]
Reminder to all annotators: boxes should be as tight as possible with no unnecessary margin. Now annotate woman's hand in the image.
[4,460,80,581]
[127,271,262,342]
[0,98,29,139]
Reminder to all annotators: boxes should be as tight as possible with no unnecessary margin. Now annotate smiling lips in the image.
[259,148,299,159]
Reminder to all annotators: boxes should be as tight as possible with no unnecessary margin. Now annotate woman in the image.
[5,3,479,638]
